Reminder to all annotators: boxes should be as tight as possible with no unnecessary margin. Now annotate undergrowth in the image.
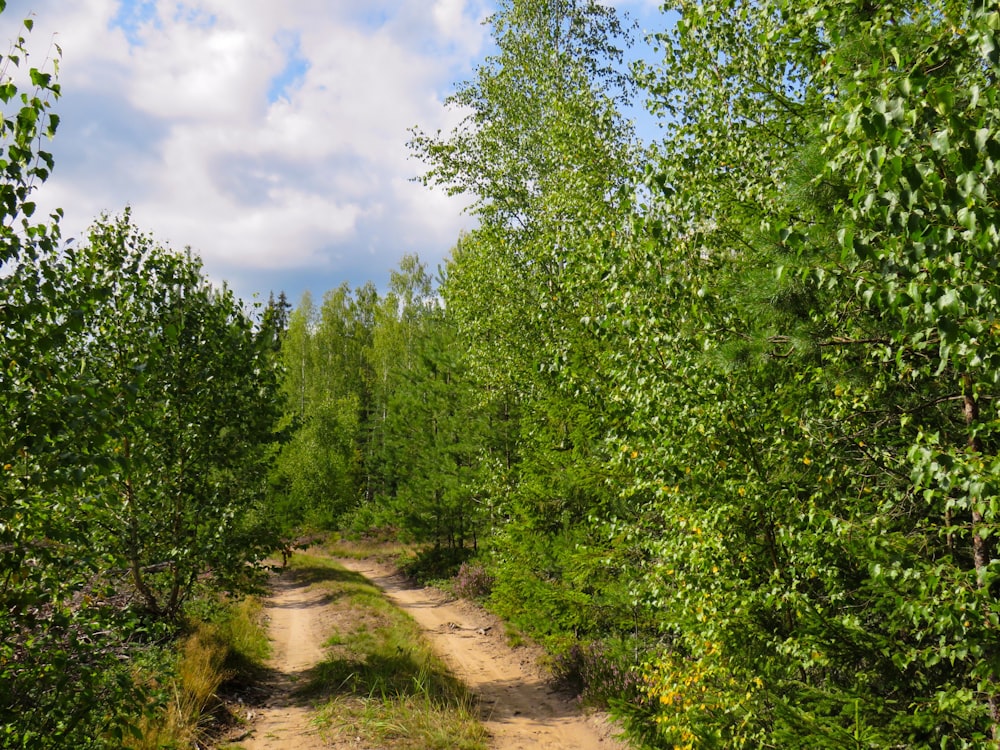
[398,544,475,586]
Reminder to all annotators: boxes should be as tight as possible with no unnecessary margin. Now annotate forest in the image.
[3,0,1000,747]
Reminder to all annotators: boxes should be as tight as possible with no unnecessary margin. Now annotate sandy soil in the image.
[240,556,629,750]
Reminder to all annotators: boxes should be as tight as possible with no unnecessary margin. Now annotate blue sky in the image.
[2,0,669,307]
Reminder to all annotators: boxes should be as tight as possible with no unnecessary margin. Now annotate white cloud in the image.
[0,0,491,300]
[0,0,663,301]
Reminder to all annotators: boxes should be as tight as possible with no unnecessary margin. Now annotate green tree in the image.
[382,292,485,550]
[360,255,436,511]
[618,0,1000,746]
[414,0,642,644]
[78,212,281,619]
[0,11,149,745]
[272,283,378,531]
[259,289,292,353]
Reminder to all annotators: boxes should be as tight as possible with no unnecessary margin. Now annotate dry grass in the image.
[126,597,269,749]
[127,629,227,749]
[321,534,417,563]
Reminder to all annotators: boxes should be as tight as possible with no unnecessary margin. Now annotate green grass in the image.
[321,533,417,562]
[288,553,488,750]
[216,596,271,681]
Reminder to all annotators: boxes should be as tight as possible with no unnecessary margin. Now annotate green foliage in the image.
[616,1,1000,747]
[73,212,280,618]
[137,0,1000,745]
[0,8,281,741]
[0,14,151,746]
[272,255,489,552]
[273,393,361,529]
[1,209,282,744]
[401,0,1000,747]
[271,283,373,531]
[412,0,644,674]
[383,302,486,550]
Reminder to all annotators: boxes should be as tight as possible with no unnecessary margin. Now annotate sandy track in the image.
[336,557,627,750]
[241,572,331,750]
[240,556,628,749]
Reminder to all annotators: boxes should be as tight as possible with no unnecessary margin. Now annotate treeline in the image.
[270,256,488,549]
[279,0,1000,747]
[0,17,282,746]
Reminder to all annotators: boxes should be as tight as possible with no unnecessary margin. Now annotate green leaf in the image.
[929,129,950,153]
[29,69,50,88]
[975,128,990,152]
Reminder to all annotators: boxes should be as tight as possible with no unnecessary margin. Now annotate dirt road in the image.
[336,558,627,750]
[242,555,628,750]
[241,573,332,750]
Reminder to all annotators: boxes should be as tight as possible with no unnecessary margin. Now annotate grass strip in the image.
[289,552,488,750]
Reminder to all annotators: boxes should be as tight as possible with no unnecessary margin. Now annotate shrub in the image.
[552,640,646,710]
[452,561,494,600]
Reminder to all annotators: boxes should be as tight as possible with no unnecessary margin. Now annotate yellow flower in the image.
[802,456,812,465]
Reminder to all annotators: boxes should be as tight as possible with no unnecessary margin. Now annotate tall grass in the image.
[126,596,269,749]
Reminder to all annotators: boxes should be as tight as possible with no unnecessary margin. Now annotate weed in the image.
[215,597,271,681]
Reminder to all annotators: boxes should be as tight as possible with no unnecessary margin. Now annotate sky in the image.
[2,0,667,307]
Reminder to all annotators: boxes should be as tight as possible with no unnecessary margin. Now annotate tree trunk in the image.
[124,439,161,616]
[963,373,999,737]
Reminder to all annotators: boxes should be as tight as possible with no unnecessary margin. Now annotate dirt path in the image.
[241,556,628,750]
[336,557,627,750]
[241,572,331,750]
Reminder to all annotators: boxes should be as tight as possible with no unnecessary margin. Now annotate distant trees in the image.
[270,255,489,551]
[271,286,368,530]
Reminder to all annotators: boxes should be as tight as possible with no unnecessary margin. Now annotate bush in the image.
[452,561,494,600]
[551,639,646,710]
